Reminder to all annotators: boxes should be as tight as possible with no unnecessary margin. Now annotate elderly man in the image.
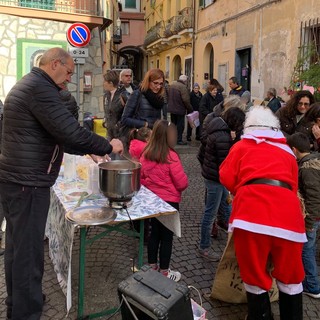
[119,69,137,94]
[266,88,281,113]
[0,47,123,320]
[168,75,193,145]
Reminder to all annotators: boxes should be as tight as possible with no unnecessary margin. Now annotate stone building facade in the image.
[0,1,111,119]
[194,0,320,99]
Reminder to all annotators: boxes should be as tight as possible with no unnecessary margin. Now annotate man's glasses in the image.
[152,81,164,87]
[124,74,132,77]
[59,61,74,76]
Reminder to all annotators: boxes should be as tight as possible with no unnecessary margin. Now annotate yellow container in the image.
[93,118,107,137]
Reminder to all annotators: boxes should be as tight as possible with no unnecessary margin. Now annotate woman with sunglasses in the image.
[276,90,315,141]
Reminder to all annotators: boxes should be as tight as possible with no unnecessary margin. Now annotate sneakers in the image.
[303,290,320,299]
[161,269,181,282]
[197,248,220,262]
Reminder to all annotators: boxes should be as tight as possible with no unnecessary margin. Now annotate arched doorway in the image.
[172,55,182,80]
[118,46,144,83]
[203,43,214,81]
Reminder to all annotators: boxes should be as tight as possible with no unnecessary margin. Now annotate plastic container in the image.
[87,162,100,195]
[63,154,77,180]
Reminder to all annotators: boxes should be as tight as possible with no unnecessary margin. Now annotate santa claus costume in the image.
[220,106,307,320]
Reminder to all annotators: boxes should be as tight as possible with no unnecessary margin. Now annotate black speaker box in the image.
[118,265,194,320]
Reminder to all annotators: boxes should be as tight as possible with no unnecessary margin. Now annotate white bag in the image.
[186,111,200,128]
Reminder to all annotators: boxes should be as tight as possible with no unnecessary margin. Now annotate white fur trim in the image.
[242,130,295,157]
[244,283,267,294]
[277,281,303,295]
[229,219,307,243]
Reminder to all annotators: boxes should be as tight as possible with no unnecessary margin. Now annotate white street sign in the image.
[69,48,89,58]
[73,58,86,65]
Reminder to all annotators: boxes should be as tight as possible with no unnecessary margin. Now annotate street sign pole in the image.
[76,64,82,123]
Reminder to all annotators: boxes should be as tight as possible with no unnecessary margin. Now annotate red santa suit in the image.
[220,129,307,293]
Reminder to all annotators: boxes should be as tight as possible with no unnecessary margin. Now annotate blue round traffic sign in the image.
[67,23,91,48]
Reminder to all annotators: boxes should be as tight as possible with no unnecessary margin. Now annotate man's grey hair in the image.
[120,69,133,79]
[267,88,277,97]
[39,47,71,66]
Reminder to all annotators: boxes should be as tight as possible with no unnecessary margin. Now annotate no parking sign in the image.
[67,23,91,47]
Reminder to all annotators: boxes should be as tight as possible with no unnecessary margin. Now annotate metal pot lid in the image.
[65,205,117,226]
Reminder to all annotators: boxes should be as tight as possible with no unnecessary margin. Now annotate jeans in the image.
[302,220,320,293]
[170,114,185,142]
[0,182,50,320]
[200,179,231,250]
[148,202,178,270]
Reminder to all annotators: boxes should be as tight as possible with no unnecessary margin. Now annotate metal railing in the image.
[163,7,193,38]
[0,0,101,16]
[144,21,163,47]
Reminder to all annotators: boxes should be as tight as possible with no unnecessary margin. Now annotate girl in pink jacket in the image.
[128,127,152,160]
[140,120,188,281]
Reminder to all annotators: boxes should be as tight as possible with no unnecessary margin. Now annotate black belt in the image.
[244,178,292,191]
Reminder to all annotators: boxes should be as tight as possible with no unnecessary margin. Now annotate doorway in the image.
[172,55,182,80]
[235,48,251,91]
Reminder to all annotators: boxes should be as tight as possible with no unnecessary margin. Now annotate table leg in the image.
[78,226,87,319]
[138,220,145,268]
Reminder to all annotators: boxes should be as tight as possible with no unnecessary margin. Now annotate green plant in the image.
[290,44,320,100]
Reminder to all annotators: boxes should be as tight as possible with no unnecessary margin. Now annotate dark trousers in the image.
[187,123,201,140]
[148,202,179,270]
[0,182,50,320]
[170,114,185,143]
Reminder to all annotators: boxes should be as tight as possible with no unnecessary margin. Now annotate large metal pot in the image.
[98,160,141,202]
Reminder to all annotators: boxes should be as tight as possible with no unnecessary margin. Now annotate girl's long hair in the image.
[140,68,165,96]
[143,120,176,164]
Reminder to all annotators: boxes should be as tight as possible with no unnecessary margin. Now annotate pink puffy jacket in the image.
[140,150,188,203]
[129,139,147,160]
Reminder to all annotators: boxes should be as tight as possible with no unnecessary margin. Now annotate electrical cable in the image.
[105,297,124,319]
[122,294,139,320]
[188,285,203,307]
[124,205,139,274]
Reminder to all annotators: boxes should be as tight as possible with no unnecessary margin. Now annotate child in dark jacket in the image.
[140,119,188,282]
[287,132,320,299]
[128,127,152,160]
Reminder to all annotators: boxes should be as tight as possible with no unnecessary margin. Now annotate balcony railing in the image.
[164,7,193,38]
[144,22,163,47]
[0,0,101,16]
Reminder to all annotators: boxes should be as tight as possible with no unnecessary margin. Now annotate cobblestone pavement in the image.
[0,144,319,319]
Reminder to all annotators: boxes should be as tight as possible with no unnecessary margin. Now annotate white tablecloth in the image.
[45,178,180,313]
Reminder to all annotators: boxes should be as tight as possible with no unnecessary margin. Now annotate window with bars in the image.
[199,0,215,8]
[299,18,320,72]
[19,0,55,10]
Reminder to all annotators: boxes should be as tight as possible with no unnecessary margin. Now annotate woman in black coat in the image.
[187,83,203,141]
[276,90,315,139]
[199,84,220,124]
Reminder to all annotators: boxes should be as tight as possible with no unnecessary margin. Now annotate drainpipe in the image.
[191,0,196,88]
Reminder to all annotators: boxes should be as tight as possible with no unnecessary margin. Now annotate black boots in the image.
[279,291,303,320]
[246,292,274,320]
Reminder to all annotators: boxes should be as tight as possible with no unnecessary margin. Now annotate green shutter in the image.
[19,0,55,10]
[125,0,136,9]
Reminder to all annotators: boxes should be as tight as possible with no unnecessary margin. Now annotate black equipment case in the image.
[118,265,194,320]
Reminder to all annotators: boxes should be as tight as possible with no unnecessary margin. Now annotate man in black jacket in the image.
[0,48,123,320]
